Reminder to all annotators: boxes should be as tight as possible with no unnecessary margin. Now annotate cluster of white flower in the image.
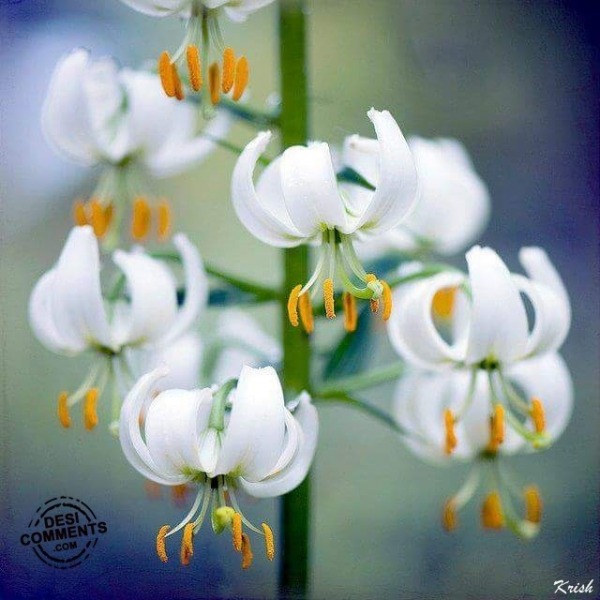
[28,0,573,576]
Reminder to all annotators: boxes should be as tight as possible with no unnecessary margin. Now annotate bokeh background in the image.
[1,1,598,599]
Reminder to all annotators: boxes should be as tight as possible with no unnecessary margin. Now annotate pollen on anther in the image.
[524,485,542,524]
[299,292,314,334]
[442,499,457,532]
[232,512,243,552]
[488,404,505,451]
[381,280,393,321]
[131,197,152,241]
[89,199,110,238]
[156,525,171,563]
[158,52,175,98]
[365,274,379,313]
[84,388,99,431]
[171,63,184,101]
[232,56,249,102]
[209,62,221,106]
[343,292,357,332]
[157,200,172,241]
[529,397,546,434]
[222,48,235,94]
[323,278,336,319]
[444,408,457,455]
[57,392,71,428]
[186,45,202,91]
[179,523,195,566]
[241,533,253,569]
[73,200,88,226]
[261,523,275,561]
[481,491,504,529]
[432,286,456,320]
[287,285,302,328]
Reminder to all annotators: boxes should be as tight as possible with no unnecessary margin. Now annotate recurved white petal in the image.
[161,233,208,345]
[280,142,349,235]
[223,0,275,22]
[119,366,189,485]
[465,246,529,365]
[48,226,112,352]
[112,249,178,347]
[240,392,318,497]
[232,131,305,247]
[214,366,286,480]
[355,109,418,234]
[118,0,191,17]
[145,387,213,476]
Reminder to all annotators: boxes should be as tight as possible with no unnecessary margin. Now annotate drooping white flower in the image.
[232,108,419,332]
[119,0,273,105]
[387,245,570,371]
[119,364,318,568]
[43,49,231,243]
[393,354,573,537]
[28,225,207,430]
[209,308,281,384]
[346,136,490,259]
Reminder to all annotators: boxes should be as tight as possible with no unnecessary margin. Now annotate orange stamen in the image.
[232,512,243,552]
[158,52,175,97]
[261,523,275,561]
[323,278,336,319]
[131,197,151,241]
[73,200,88,226]
[171,63,184,101]
[83,388,99,431]
[209,62,221,105]
[222,47,235,93]
[241,533,253,569]
[156,525,170,562]
[442,499,457,532]
[343,292,357,332]
[444,408,457,455]
[299,292,314,334]
[381,279,393,321]
[488,404,505,452]
[179,523,194,566]
[481,491,505,529]
[524,485,542,524]
[287,285,302,328]
[89,199,110,238]
[57,392,71,428]
[157,200,171,241]
[432,286,457,319]
[529,397,546,434]
[186,45,202,91]
[232,56,249,102]
[366,274,379,313]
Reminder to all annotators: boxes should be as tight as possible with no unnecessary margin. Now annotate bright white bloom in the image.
[29,225,207,430]
[393,354,573,537]
[348,136,490,258]
[119,0,272,106]
[232,108,419,331]
[387,245,570,371]
[43,49,231,243]
[119,364,318,568]
[210,309,281,383]
[119,0,275,22]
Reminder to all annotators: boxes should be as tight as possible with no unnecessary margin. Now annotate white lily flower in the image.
[119,365,318,568]
[388,245,570,370]
[393,354,573,537]
[349,136,491,258]
[43,49,231,244]
[209,308,281,383]
[28,225,208,430]
[119,0,273,105]
[232,108,419,332]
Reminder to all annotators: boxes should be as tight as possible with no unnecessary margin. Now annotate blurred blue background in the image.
[0,1,598,599]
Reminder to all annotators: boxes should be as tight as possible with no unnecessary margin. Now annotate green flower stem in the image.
[385,264,458,288]
[278,1,311,597]
[317,362,404,397]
